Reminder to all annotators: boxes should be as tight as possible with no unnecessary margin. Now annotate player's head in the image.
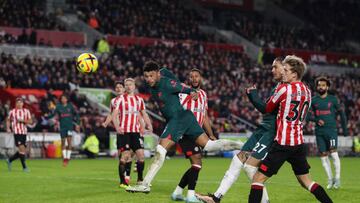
[114,81,125,95]
[272,57,284,82]
[189,68,202,89]
[60,94,68,104]
[282,55,306,83]
[143,61,161,87]
[15,97,24,108]
[315,76,330,95]
[124,78,136,94]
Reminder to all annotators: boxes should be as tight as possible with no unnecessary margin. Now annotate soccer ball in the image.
[76,53,98,73]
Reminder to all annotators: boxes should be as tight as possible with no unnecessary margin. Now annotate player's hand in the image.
[145,125,153,133]
[245,85,257,94]
[190,91,199,100]
[317,120,325,126]
[75,125,80,133]
[101,122,107,128]
[209,135,217,140]
[116,127,124,134]
[6,128,11,133]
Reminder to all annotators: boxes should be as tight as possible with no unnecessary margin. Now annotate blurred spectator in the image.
[97,36,110,55]
[88,12,99,30]
[81,133,99,158]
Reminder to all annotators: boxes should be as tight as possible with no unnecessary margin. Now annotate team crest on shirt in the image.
[194,147,199,152]
[170,80,177,87]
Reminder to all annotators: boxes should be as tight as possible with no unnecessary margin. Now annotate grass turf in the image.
[1,157,360,203]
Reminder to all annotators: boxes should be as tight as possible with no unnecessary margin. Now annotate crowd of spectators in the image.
[224,14,352,53]
[274,0,360,42]
[1,40,359,136]
[0,0,65,31]
[70,0,215,42]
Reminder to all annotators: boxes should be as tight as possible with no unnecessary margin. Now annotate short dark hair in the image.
[114,81,124,87]
[190,68,202,75]
[143,61,160,72]
[315,76,331,87]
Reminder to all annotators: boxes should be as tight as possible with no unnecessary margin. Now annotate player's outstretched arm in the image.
[246,88,266,114]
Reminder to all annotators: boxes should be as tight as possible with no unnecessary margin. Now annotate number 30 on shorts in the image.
[253,142,267,153]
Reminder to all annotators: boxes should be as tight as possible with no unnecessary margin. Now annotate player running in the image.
[169,68,216,203]
[126,61,243,193]
[307,77,348,189]
[112,78,153,188]
[196,57,284,203]
[47,94,80,166]
[248,55,333,203]
[6,97,32,172]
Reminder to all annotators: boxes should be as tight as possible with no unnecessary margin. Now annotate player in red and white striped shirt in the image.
[172,68,216,202]
[6,97,32,172]
[112,78,152,188]
[249,55,333,203]
[102,81,125,128]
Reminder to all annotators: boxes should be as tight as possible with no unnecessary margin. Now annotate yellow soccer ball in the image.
[76,53,98,73]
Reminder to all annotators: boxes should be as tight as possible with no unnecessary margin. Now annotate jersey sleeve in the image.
[25,109,31,120]
[247,89,266,114]
[265,84,287,113]
[8,110,13,120]
[164,78,194,94]
[71,104,80,125]
[139,98,146,111]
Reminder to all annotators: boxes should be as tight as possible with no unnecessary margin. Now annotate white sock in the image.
[187,190,195,199]
[173,186,183,195]
[67,150,72,160]
[143,145,167,186]
[62,150,67,159]
[244,164,269,203]
[330,152,341,179]
[203,140,243,152]
[320,156,333,181]
[214,155,243,198]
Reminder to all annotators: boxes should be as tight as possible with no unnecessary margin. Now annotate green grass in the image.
[1,157,360,203]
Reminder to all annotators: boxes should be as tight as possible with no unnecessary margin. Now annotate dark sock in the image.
[118,161,127,185]
[125,162,132,177]
[19,153,27,169]
[248,183,263,203]
[310,183,333,203]
[188,165,201,190]
[9,152,20,162]
[178,168,191,188]
[136,161,145,181]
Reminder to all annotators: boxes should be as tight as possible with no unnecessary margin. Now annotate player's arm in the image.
[335,97,348,136]
[246,87,266,114]
[6,112,11,133]
[102,101,114,127]
[265,84,287,113]
[203,111,216,140]
[305,101,317,122]
[112,99,124,134]
[139,99,153,132]
[165,78,196,95]
[71,105,80,126]
[24,109,33,125]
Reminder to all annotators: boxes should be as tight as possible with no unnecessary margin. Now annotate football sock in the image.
[249,183,264,203]
[9,152,20,162]
[143,145,166,186]
[188,164,201,191]
[178,168,191,189]
[137,161,145,181]
[62,150,67,159]
[203,139,242,152]
[214,155,243,198]
[125,161,132,177]
[309,182,333,203]
[19,153,27,169]
[119,161,127,184]
[66,150,72,160]
[320,156,333,181]
[330,152,340,180]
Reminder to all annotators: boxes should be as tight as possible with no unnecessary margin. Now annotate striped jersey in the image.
[8,108,31,135]
[179,89,208,127]
[265,82,312,146]
[115,94,145,133]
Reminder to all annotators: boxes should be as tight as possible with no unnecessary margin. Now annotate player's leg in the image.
[66,136,72,162]
[60,134,68,166]
[249,142,287,203]
[117,133,131,187]
[131,133,145,184]
[8,134,21,171]
[328,131,340,189]
[317,134,333,188]
[195,133,242,152]
[125,151,134,184]
[18,144,28,171]
[289,144,333,203]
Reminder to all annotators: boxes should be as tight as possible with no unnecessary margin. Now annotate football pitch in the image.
[1,157,360,203]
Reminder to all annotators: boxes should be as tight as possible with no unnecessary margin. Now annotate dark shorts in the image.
[117,133,144,152]
[242,127,275,160]
[60,128,73,138]
[160,110,204,143]
[178,136,202,158]
[258,142,311,177]
[14,134,27,147]
[315,129,338,153]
